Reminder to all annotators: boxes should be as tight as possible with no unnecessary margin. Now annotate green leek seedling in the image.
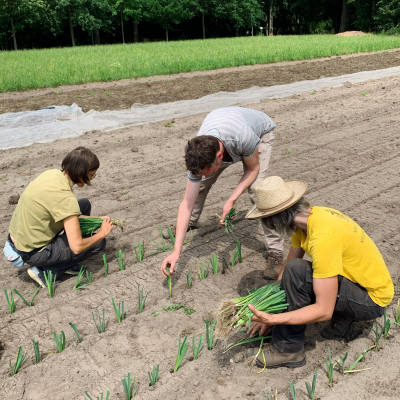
[324,347,334,387]
[147,225,174,256]
[69,322,82,343]
[134,241,145,262]
[167,227,176,244]
[383,309,391,340]
[305,368,317,399]
[231,249,239,268]
[223,208,237,234]
[187,268,193,289]
[192,335,204,360]
[395,299,400,326]
[103,254,108,277]
[198,262,209,280]
[112,298,125,323]
[335,352,348,374]
[344,345,375,374]
[79,217,125,236]
[86,270,93,284]
[236,239,242,263]
[262,390,275,400]
[116,248,126,270]
[289,382,296,400]
[222,335,271,354]
[92,308,106,333]
[9,346,26,376]
[372,321,384,349]
[13,287,41,307]
[85,391,110,400]
[174,336,189,372]
[166,267,172,298]
[73,266,89,289]
[206,319,217,350]
[148,365,159,386]
[44,270,56,297]
[53,330,66,353]
[33,339,40,363]
[4,288,15,314]
[218,284,288,338]
[138,284,148,314]
[122,373,136,400]
[210,253,218,274]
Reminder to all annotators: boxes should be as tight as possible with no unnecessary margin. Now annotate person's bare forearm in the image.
[71,232,104,254]
[227,167,259,203]
[267,303,333,325]
[173,201,193,255]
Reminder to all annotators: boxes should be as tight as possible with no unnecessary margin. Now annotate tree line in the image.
[0,0,398,50]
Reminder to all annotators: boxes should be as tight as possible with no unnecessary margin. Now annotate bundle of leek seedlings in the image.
[79,217,126,236]
[216,283,288,342]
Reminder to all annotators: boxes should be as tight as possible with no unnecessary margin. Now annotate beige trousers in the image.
[190,129,283,253]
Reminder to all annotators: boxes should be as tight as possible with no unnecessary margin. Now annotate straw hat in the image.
[246,176,307,220]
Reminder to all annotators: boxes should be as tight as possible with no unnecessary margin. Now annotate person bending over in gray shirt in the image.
[161,107,284,280]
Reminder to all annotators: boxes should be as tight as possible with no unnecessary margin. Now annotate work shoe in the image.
[27,267,47,288]
[262,251,284,280]
[246,344,306,369]
[65,264,86,275]
[322,315,354,339]
[162,225,197,240]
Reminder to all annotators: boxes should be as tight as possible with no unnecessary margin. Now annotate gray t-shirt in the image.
[188,107,275,182]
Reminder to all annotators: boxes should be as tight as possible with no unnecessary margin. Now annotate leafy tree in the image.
[147,0,195,41]
[375,0,400,31]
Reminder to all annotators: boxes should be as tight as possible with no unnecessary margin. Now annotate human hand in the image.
[248,304,273,326]
[248,321,273,337]
[161,251,180,278]
[220,200,235,225]
[98,217,113,238]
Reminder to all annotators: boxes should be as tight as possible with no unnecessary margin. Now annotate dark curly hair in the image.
[61,147,99,185]
[185,136,220,175]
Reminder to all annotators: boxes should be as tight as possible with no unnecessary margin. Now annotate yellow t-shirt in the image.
[9,169,81,252]
[291,207,393,307]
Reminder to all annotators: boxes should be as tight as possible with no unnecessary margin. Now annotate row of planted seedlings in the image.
[262,307,396,400]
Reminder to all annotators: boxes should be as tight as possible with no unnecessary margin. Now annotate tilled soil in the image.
[0,49,400,114]
[1,68,400,400]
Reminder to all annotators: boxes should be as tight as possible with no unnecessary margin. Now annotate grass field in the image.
[2,34,400,92]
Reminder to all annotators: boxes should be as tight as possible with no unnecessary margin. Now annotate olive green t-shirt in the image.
[9,169,81,252]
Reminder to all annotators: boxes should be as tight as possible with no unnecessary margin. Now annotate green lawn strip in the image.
[2,35,400,92]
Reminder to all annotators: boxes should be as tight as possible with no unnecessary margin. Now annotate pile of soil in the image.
[0,60,400,400]
[336,31,367,36]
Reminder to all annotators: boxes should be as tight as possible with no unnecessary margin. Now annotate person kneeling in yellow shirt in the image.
[3,147,114,288]
[245,176,394,369]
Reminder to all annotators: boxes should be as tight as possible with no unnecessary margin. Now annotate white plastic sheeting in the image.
[1,65,400,150]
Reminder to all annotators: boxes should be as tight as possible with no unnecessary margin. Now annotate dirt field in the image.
[1,60,400,400]
[1,49,400,114]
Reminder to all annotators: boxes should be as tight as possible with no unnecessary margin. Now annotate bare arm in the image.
[220,150,260,222]
[63,215,113,254]
[277,246,305,280]
[249,275,338,328]
[160,180,200,277]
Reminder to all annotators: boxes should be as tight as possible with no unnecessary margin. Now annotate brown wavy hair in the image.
[61,147,99,185]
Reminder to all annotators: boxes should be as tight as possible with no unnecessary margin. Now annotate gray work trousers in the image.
[271,258,385,353]
[11,198,106,277]
[189,129,283,253]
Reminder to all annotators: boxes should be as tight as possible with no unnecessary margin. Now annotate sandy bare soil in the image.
[1,49,400,114]
[1,71,400,400]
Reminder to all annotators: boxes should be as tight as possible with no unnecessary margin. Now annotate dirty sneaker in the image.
[246,343,306,369]
[322,314,354,339]
[262,251,284,280]
[162,225,197,240]
[27,267,47,288]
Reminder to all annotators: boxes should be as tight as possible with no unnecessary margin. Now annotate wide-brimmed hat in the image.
[246,176,307,220]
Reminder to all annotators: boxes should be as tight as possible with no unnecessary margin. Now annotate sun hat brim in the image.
[245,180,308,220]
